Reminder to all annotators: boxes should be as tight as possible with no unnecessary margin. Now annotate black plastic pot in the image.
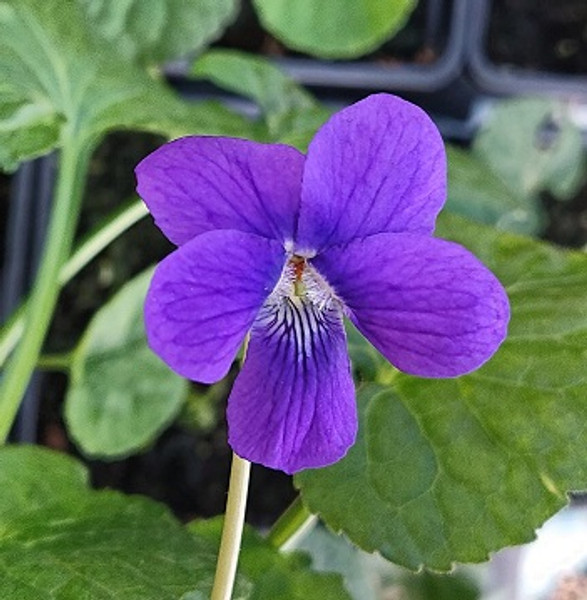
[273,0,468,92]
[1,156,55,443]
[201,0,468,94]
[467,0,587,97]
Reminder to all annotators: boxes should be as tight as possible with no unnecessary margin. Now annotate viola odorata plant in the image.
[136,93,509,475]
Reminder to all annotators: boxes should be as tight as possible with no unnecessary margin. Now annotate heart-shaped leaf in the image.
[297,213,587,570]
[65,269,188,458]
[0,0,254,172]
[0,446,220,599]
[252,0,417,58]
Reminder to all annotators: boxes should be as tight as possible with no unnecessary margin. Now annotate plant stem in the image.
[59,197,147,284]
[37,352,73,372]
[0,198,147,368]
[0,139,92,443]
[267,495,315,550]
[211,453,251,600]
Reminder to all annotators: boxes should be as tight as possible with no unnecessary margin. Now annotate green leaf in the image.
[65,269,188,458]
[446,144,542,235]
[295,525,381,600]
[252,0,417,58]
[179,380,232,433]
[297,213,587,570]
[296,524,480,600]
[474,98,585,202]
[191,518,353,599]
[346,321,395,385]
[275,106,332,152]
[107,95,258,142]
[0,446,218,599]
[0,86,61,172]
[0,0,254,171]
[80,0,238,66]
[397,569,480,600]
[193,49,315,119]
[191,49,331,145]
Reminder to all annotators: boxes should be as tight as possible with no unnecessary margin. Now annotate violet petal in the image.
[313,233,510,377]
[227,298,356,474]
[296,94,446,252]
[145,229,286,383]
[136,137,304,246]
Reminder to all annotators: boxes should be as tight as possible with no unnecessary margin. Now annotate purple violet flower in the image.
[135,94,509,474]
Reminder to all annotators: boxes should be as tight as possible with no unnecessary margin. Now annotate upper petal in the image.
[296,94,446,252]
[313,233,510,377]
[136,137,305,246]
[145,229,286,383]
[227,297,356,474]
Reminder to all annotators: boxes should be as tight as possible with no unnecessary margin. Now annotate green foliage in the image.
[192,49,331,147]
[475,98,584,202]
[345,321,395,385]
[297,213,587,570]
[81,0,238,66]
[295,525,381,600]
[179,380,232,433]
[65,269,188,458]
[193,49,315,121]
[192,518,353,599]
[0,86,61,171]
[0,0,253,172]
[445,144,541,235]
[445,98,585,236]
[297,525,480,600]
[397,569,480,600]
[0,446,219,599]
[252,0,417,58]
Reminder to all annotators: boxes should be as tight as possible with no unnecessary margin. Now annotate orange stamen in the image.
[290,256,306,297]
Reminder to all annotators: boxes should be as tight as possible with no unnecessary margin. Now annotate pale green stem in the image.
[0,198,147,368]
[211,453,251,600]
[267,496,315,550]
[36,352,73,372]
[0,138,92,443]
[59,198,147,284]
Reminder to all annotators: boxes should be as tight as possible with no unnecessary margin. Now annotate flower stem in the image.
[211,453,251,600]
[0,138,92,443]
[0,197,147,368]
[267,496,315,550]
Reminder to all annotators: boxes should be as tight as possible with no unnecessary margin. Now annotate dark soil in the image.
[542,180,587,248]
[488,0,587,74]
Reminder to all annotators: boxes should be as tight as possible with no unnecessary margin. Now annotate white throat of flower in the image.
[255,255,342,362]
[268,255,338,311]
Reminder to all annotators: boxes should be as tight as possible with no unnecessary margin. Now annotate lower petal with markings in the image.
[227,295,356,474]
